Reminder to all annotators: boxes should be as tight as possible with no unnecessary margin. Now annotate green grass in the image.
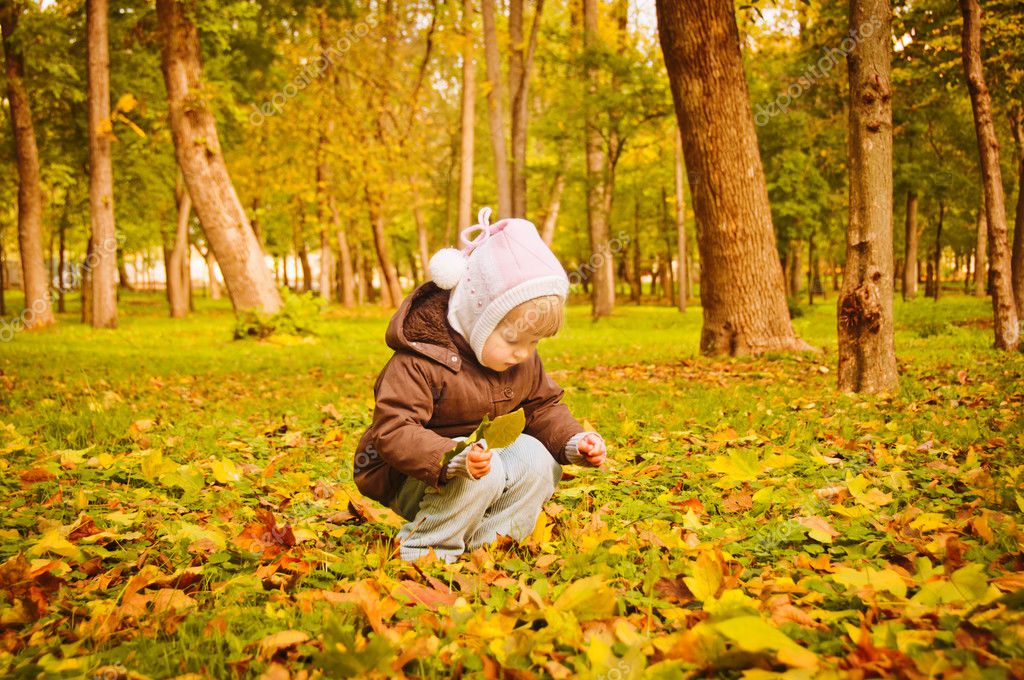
[1,289,1022,678]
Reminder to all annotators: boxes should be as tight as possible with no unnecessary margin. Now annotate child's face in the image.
[480,323,543,372]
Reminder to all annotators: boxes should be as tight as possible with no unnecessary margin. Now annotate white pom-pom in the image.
[429,248,467,290]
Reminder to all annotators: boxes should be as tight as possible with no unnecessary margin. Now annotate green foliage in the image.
[233,288,324,340]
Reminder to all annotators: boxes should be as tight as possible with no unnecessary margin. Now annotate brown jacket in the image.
[354,283,583,506]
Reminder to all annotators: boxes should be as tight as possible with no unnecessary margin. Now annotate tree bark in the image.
[657,0,809,355]
[675,128,687,312]
[0,237,6,317]
[974,205,988,297]
[932,201,943,301]
[1,0,55,330]
[1009,104,1024,317]
[86,0,118,328]
[510,0,544,216]
[480,0,512,217]
[837,0,897,392]
[788,242,802,296]
[167,182,191,317]
[410,177,431,278]
[156,0,281,315]
[584,0,615,319]
[457,0,476,232]
[365,187,403,306]
[330,198,355,307]
[539,169,566,247]
[959,0,1019,350]
[902,191,918,300]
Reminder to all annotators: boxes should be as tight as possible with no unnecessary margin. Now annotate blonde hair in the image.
[499,295,564,339]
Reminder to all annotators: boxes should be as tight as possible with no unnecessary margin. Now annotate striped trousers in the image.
[390,434,562,562]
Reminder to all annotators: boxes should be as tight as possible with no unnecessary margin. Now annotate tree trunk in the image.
[316,14,335,304]
[365,187,403,306]
[0,237,6,317]
[116,248,131,290]
[974,206,988,297]
[457,0,476,232]
[1009,104,1024,317]
[167,183,191,317]
[58,211,67,313]
[86,0,118,328]
[510,0,544,217]
[584,0,615,320]
[356,245,370,305]
[539,170,566,247]
[807,232,815,306]
[480,0,512,217]
[788,242,802,296]
[629,195,642,303]
[902,190,919,300]
[203,247,221,300]
[156,0,281,315]
[959,0,1019,349]
[675,128,687,312]
[837,0,897,392]
[932,201,944,301]
[1,1,55,330]
[82,240,94,325]
[657,0,809,355]
[299,242,312,293]
[331,202,356,307]
[410,178,431,279]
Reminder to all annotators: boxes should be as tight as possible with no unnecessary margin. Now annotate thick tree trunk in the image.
[167,183,191,317]
[959,0,1019,349]
[365,188,403,306]
[457,0,476,232]
[974,206,988,297]
[86,0,118,328]
[1,1,55,330]
[902,191,918,300]
[1009,105,1024,317]
[675,128,687,312]
[156,0,281,315]
[932,201,944,301]
[837,0,897,392]
[509,0,544,216]
[539,170,565,246]
[584,0,615,319]
[657,0,809,355]
[480,0,512,217]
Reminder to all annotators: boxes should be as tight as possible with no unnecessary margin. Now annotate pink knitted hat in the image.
[429,207,569,364]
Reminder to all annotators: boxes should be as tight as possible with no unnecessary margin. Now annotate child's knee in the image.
[505,434,561,493]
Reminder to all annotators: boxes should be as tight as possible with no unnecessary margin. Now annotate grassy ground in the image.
[1,289,1022,678]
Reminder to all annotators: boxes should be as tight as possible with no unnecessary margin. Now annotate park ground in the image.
[0,290,1022,678]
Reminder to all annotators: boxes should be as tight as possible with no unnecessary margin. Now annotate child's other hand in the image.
[577,433,607,467]
[466,443,492,478]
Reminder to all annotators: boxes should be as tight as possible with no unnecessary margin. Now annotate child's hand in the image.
[466,443,492,478]
[577,433,607,467]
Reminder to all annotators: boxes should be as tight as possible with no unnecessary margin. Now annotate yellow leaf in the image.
[713,616,818,669]
[27,529,83,562]
[683,550,723,601]
[210,457,241,484]
[530,511,553,545]
[796,515,839,543]
[552,576,617,621]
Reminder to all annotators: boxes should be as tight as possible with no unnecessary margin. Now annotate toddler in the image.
[354,208,607,562]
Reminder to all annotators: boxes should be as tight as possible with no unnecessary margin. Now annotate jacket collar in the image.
[386,283,473,374]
